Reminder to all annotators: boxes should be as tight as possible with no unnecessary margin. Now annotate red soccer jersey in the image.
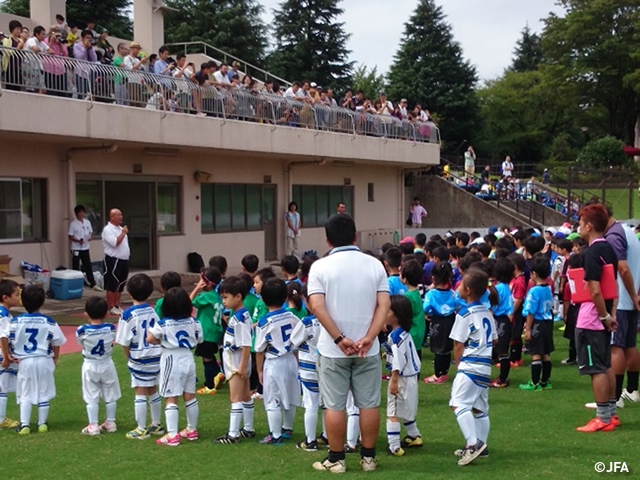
[510,274,527,300]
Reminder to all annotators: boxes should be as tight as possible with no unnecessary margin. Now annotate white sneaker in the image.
[312,458,346,473]
[100,421,117,433]
[621,389,640,403]
[92,285,104,292]
[616,398,625,409]
[360,456,377,472]
[584,402,597,409]
[458,441,487,466]
[109,307,123,316]
[82,424,100,436]
[196,112,207,117]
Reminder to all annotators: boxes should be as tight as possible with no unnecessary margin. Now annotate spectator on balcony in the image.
[262,80,274,94]
[410,197,428,228]
[95,29,113,63]
[366,99,379,115]
[86,21,99,43]
[464,146,476,179]
[284,81,305,100]
[273,82,282,96]
[43,26,69,97]
[55,14,68,37]
[172,54,194,111]
[124,41,149,107]
[399,98,409,119]
[241,74,254,91]
[2,20,25,90]
[227,60,241,81]
[378,92,393,115]
[502,155,514,178]
[341,89,355,110]
[20,26,30,43]
[190,61,215,117]
[66,24,79,56]
[24,25,51,94]
[112,43,129,105]
[73,30,98,97]
[415,104,431,122]
[154,45,174,76]
[326,88,338,107]
[213,63,232,89]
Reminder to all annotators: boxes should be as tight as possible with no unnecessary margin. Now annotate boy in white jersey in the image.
[215,277,254,443]
[10,286,67,434]
[450,269,497,466]
[255,278,302,445]
[77,296,121,435]
[0,280,21,429]
[386,295,422,456]
[115,274,164,440]
[148,287,203,446]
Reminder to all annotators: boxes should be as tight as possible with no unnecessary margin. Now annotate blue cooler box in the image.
[50,270,85,300]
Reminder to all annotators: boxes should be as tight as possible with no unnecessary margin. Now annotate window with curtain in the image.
[0,178,47,242]
[201,184,264,233]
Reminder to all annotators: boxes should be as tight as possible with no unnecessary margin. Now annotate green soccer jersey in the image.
[286,305,308,320]
[244,293,260,319]
[154,297,164,318]
[405,288,425,351]
[192,289,225,344]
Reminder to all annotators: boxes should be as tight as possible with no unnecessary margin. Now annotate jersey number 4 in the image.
[91,340,105,356]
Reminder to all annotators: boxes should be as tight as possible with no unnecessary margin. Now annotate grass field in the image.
[1,327,637,480]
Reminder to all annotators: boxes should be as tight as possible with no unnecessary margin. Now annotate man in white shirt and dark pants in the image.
[101,209,130,315]
[68,205,101,291]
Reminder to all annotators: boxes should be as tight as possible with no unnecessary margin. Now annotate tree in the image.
[164,0,267,67]
[387,0,478,152]
[267,0,353,89]
[510,25,543,73]
[0,0,132,38]
[577,135,631,169]
[351,64,385,101]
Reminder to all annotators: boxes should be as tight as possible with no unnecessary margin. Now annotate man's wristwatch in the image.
[334,334,345,345]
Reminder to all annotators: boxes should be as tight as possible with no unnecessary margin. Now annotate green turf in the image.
[1,327,637,480]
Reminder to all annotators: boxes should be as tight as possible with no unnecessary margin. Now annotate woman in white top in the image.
[285,202,301,258]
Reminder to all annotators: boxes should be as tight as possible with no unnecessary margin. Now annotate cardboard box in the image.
[0,255,12,274]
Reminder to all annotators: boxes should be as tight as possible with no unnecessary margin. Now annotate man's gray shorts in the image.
[317,355,381,411]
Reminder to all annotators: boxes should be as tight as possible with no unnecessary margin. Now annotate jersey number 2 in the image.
[482,318,492,344]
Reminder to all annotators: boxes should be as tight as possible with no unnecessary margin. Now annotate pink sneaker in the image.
[82,424,100,436]
[179,428,199,441]
[424,374,449,384]
[100,421,117,433]
[156,433,181,446]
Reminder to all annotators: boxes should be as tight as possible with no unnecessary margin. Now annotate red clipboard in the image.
[567,265,618,304]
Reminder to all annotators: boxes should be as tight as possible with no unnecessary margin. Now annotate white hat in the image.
[310,82,317,88]
[559,226,572,236]
[544,227,557,235]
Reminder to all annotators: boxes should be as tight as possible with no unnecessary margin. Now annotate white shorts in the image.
[449,372,489,413]
[82,360,122,404]
[0,366,18,394]
[263,355,300,410]
[301,380,320,410]
[222,349,252,379]
[346,390,359,416]
[387,376,418,420]
[16,357,56,405]
[159,351,196,398]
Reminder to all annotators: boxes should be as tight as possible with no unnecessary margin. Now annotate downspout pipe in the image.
[285,158,328,203]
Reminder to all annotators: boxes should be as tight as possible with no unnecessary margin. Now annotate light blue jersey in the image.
[522,285,553,321]
[423,288,456,316]
[492,282,513,317]
[388,275,408,296]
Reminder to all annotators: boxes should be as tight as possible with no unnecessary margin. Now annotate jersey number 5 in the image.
[280,325,292,343]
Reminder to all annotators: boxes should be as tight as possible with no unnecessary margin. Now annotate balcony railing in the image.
[0,46,440,143]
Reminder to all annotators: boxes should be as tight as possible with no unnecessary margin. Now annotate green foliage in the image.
[387,0,478,152]
[546,132,581,164]
[510,25,543,73]
[577,135,631,169]
[0,0,133,38]
[351,64,386,101]
[267,0,353,89]
[164,0,267,67]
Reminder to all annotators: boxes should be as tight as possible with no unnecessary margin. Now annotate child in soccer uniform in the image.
[10,286,67,434]
[423,262,457,384]
[281,255,302,287]
[255,278,302,445]
[148,287,203,446]
[238,273,259,318]
[241,254,260,278]
[489,259,515,388]
[286,282,308,319]
[519,256,555,391]
[215,277,255,443]
[561,254,583,365]
[77,296,121,435]
[250,268,276,399]
[384,247,407,295]
[0,280,21,429]
[190,267,225,395]
[507,253,528,367]
[115,274,164,439]
[386,295,422,456]
[401,260,426,361]
[450,269,497,466]
[154,271,181,318]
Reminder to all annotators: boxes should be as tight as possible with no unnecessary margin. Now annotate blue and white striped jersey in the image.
[291,314,321,385]
[149,316,202,351]
[385,327,421,377]
[222,308,253,352]
[115,304,161,380]
[10,313,67,359]
[0,306,18,372]
[255,308,301,359]
[76,323,117,361]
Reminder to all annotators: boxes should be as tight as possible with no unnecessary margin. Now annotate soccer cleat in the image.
[16,424,30,435]
[423,374,449,384]
[297,439,319,451]
[156,433,181,446]
[281,428,293,439]
[360,456,377,472]
[239,428,255,438]
[147,424,165,436]
[344,444,358,454]
[576,418,615,432]
[213,373,226,389]
[109,306,123,316]
[387,447,405,456]
[510,360,523,368]
[561,358,576,365]
[611,415,621,428]
[454,446,489,458]
[179,428,199,441]
[489,378,509,388]
[518,380,542,391]
[621,389,640,403]
[82,424,100,436]
[401,435,423,448]
[312,458,346,473]
[258,433,284,445]
[458,441,487,466]
[541,381,553,390]
[100,421,117,433]
[197,386,217,395]
[616,398,625,409]
[316,434,329,446]
[37,423,48,433]
[126,427,150,440]
[215,433,240,444]
[0,418,20,429]
[584,402,597,409]
[251,392,263,400]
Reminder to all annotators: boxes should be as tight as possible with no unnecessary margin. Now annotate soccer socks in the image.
[86,402,99,425]
[541,360,552,384]
[266,408,283,438]
[473,412,490,443]
[0,393,7,422]
[20,402,32,426]
[229,402,243,437]
[304,407,318,443]
[615,375,624,400]
[242,400,255,432]
[203,360,217,389]
[403,419,420,438]
[531,360,542,385]
[165,404,179,436]
[499,357,511,383]
[37,402,49,426]
[627,371,639,393]
[386,420,401,451]
[454,406,477,446]
[510,338,523,362]
[185,399,199,431]
[596,402,611,423]
[346,413,360,448]
[134,395,147,430]
[149,392,162,426]
[283,406,296,431]
[434,354,448,377]
[105,401,117,423]
[609,398,617,418]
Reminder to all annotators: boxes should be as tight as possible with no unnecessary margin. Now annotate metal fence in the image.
[0,46,440,143]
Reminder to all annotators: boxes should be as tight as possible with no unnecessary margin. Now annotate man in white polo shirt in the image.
[307,214,390,473]
[101,208,130,315]
[68,204,101,291]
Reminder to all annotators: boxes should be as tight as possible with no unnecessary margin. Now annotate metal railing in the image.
[0,46,440,144]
